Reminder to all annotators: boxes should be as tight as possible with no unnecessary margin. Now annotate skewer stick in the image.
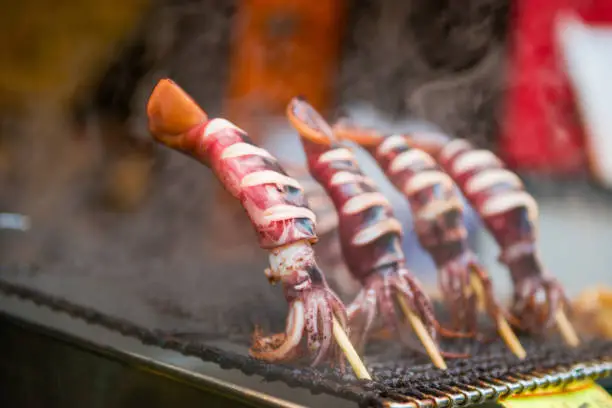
[495,315,527,359]
[332,315,372,380]
[396,295,447,370]
[469,273,527,359]
[471,275,486,312]
[555,309,580,347]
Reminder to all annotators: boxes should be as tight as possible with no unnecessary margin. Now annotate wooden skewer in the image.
[471,274,486,312]
[332,315,372,380]
[555,309,580,347]
[469,273,527,359]
[495,315,527,359]
[331,141,443,369]
[396,295,447,370]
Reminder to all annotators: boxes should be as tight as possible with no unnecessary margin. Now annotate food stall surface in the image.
[1,277,611,408]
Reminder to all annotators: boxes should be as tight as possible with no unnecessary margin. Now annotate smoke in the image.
[0,109,282,333]
[1,0,509,336]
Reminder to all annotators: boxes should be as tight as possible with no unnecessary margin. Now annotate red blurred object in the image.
[499,0,612,174]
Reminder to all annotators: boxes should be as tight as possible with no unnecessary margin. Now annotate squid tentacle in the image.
[311,298,335,366]
[146,79,349,367]
[250,300,306,362]
[470,263,520,329]
[436,139,569,333]
[327,289,349,328]
[346,289,366,321]
[398,273,468,339]
[288,97,444,355]
[333,126,495,336]
[381,273,404,335]
[346,288,377,351]
[305,295,321,355]
[395,273,435,337]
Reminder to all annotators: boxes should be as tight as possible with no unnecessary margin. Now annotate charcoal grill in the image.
[1,277,611,408]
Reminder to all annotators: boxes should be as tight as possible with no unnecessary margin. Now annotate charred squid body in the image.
[437,139,567,332]
[146,79,348,366]
[287,98,439,353]
[334,122,569,334]
[352,134,505,335]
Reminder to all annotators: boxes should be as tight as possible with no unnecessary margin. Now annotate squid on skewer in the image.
[436,140,575,342]
[345,134,506,335]
[283,164,362,299]
[287,98,449,369]
[333,121,578,346]
[282,163,340,237]
[145,79,366,372]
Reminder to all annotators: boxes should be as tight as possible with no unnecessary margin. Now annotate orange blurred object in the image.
[572,287,612,339]
[225,0,347,142]
[147,79,208,143]
[210,0,347,257]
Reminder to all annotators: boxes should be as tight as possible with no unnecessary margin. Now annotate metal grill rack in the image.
[1,277,611,408]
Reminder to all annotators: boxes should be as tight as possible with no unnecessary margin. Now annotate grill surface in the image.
[1,277,610,408]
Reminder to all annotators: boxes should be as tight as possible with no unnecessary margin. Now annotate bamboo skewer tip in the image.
[469,273,527,360]
[496,315,527,359]
[396,295,448,370]
[332,315,372,380]
[555,309,580,347]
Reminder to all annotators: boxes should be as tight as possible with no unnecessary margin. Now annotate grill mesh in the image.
[1,277,610,408]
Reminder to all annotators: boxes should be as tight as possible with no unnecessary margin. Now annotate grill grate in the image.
[0,277,610,408]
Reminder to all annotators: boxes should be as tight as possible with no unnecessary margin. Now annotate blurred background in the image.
[1,0,612,346]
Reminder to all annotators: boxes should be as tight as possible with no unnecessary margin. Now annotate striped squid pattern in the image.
[146,79,347,367]
[288,98,439,351]
[333,119,569,332]
[437,139,568,331]
[360,135,503,333]
[283,164,363,298]
[196,118,318,250]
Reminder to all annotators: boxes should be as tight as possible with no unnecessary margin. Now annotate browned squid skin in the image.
[333,122,568,333]
[282,164,364,298]
[146,80,348,367]
[436,140,568,332]
[353,134,504,335]
[287,98,440,352]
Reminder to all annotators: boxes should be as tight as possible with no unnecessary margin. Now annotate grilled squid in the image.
[146,79,348,366]
[283,164,362,298]
[334,121,568,332]
[282,163,340,237]
[436,139,567,332]
[287,98,439,352]
[347,133,506,334]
